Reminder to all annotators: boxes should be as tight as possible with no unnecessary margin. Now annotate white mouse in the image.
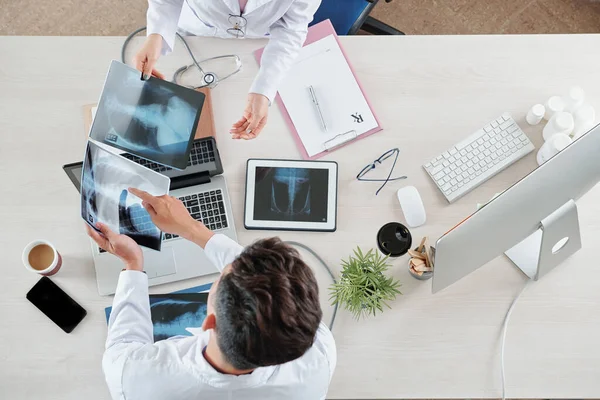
[397,186,426,227]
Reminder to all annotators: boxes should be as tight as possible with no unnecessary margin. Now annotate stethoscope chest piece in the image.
[203,73,216,86]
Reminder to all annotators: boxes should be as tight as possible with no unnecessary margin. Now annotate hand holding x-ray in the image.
[86,222,143,271]
[81,141,170,251]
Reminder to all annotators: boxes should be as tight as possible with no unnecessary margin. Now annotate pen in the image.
[308,85,327,132]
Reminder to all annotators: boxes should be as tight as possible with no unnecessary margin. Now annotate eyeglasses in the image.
[357,148,407,195]
[227,14,247,38]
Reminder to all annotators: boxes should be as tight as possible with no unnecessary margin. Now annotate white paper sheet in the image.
[277,35,378,157]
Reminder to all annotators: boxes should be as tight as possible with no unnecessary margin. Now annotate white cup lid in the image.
[550,133,572,151]
[554,112,574,130]
[532,104,545,117]
[547,96,565,112]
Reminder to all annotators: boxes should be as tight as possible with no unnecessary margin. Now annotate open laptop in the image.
[64,136,237,295]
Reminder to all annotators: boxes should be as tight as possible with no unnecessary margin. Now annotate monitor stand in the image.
[504,199,581,280]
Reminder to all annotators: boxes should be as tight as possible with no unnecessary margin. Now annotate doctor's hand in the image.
[133,33,166,80]
[230,93,269,140]
[129,187,215,248]
[128,188,198,238]
[86,223,143,271]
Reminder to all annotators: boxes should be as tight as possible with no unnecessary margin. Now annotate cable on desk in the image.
[284,241,338,331]
[500,281,530,400]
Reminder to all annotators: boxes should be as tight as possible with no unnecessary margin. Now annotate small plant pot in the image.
[408,247,433,281]
[331,247,402,319]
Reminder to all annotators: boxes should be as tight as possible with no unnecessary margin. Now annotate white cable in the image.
[500,281,530,400]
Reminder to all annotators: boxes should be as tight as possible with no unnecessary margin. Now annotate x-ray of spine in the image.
[151,297,208,342]
[81,141,170,251]
[106,294,209,342]
[253,167,329,223]
[271,168,311,216]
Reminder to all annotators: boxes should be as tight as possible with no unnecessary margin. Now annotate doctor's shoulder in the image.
[116,336,213,395]
[268,323,337,384]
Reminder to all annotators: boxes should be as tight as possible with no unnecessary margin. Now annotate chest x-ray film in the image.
[244,159,338,232]
[89,60,205,170]
[81,140,170,251]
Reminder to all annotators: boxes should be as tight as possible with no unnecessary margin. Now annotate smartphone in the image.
[26,277,87,333]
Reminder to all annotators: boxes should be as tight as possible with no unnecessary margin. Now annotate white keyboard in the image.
[423,113,535,203]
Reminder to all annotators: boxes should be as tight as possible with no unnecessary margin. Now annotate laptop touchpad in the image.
[145,247,177,278]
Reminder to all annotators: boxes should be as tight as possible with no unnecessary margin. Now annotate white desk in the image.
[1,35,600,399]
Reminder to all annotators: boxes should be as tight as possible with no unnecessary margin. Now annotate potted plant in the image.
[330,247,402,320]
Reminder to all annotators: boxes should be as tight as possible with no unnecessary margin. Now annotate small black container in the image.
[376,222,412,257]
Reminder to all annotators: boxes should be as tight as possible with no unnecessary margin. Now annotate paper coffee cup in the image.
[22,240,62,276]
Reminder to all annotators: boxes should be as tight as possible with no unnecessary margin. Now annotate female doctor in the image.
[134,0,322,140]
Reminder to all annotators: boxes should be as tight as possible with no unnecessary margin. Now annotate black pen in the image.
[141,60,147,81]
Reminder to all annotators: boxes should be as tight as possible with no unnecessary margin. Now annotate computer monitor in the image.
[432,123,600,293]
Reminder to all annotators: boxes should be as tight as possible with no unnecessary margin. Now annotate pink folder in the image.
[254,19,383,160]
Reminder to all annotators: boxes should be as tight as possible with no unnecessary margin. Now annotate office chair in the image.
[310,0,404,35]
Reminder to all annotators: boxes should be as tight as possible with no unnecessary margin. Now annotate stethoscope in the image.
[121,27,242,89]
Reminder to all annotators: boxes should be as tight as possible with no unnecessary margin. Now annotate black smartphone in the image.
[26,277,87,333]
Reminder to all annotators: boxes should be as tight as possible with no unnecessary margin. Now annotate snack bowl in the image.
[408,245,433,281]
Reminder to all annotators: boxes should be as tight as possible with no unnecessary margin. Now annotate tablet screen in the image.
[89,61,204,170]
[254,167,329,223]
[245,159,337,232]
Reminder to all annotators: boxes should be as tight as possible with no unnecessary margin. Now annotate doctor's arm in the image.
[230,0,320,140]
[251,0,320,102]
[133,0,185,78]
[129,187,243,270]
[85,224,153,399]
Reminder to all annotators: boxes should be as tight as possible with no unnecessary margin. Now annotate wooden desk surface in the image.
[1,34,600,399]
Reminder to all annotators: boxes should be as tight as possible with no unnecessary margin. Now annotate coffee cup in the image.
[22,240,62,276]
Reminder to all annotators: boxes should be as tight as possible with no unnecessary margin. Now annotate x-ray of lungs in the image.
[81,141,170,251]
[90,61,204,170]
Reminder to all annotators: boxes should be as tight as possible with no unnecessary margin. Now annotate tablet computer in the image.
[89,60,205,170]
[244,159,338,232]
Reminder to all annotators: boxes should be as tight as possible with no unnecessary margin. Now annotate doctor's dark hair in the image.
[214,237,322,370]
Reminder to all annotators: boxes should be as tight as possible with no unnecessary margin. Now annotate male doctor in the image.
[87,187,336,400]
[134,0,322,140]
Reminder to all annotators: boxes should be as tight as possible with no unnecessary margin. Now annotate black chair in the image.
[310,0,404,35]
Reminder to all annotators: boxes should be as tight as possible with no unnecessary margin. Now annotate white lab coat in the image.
[147,0,322,102]
[103,234,337,400]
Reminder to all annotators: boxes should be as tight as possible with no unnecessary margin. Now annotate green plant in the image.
[330,247,402,320]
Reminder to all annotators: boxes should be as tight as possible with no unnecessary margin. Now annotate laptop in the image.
[64,136,237,295]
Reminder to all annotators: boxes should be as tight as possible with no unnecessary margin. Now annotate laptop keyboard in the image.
[165,189,228,241]
[122,140,216,172]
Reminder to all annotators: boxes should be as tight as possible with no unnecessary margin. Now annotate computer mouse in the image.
[397,186,426,227]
